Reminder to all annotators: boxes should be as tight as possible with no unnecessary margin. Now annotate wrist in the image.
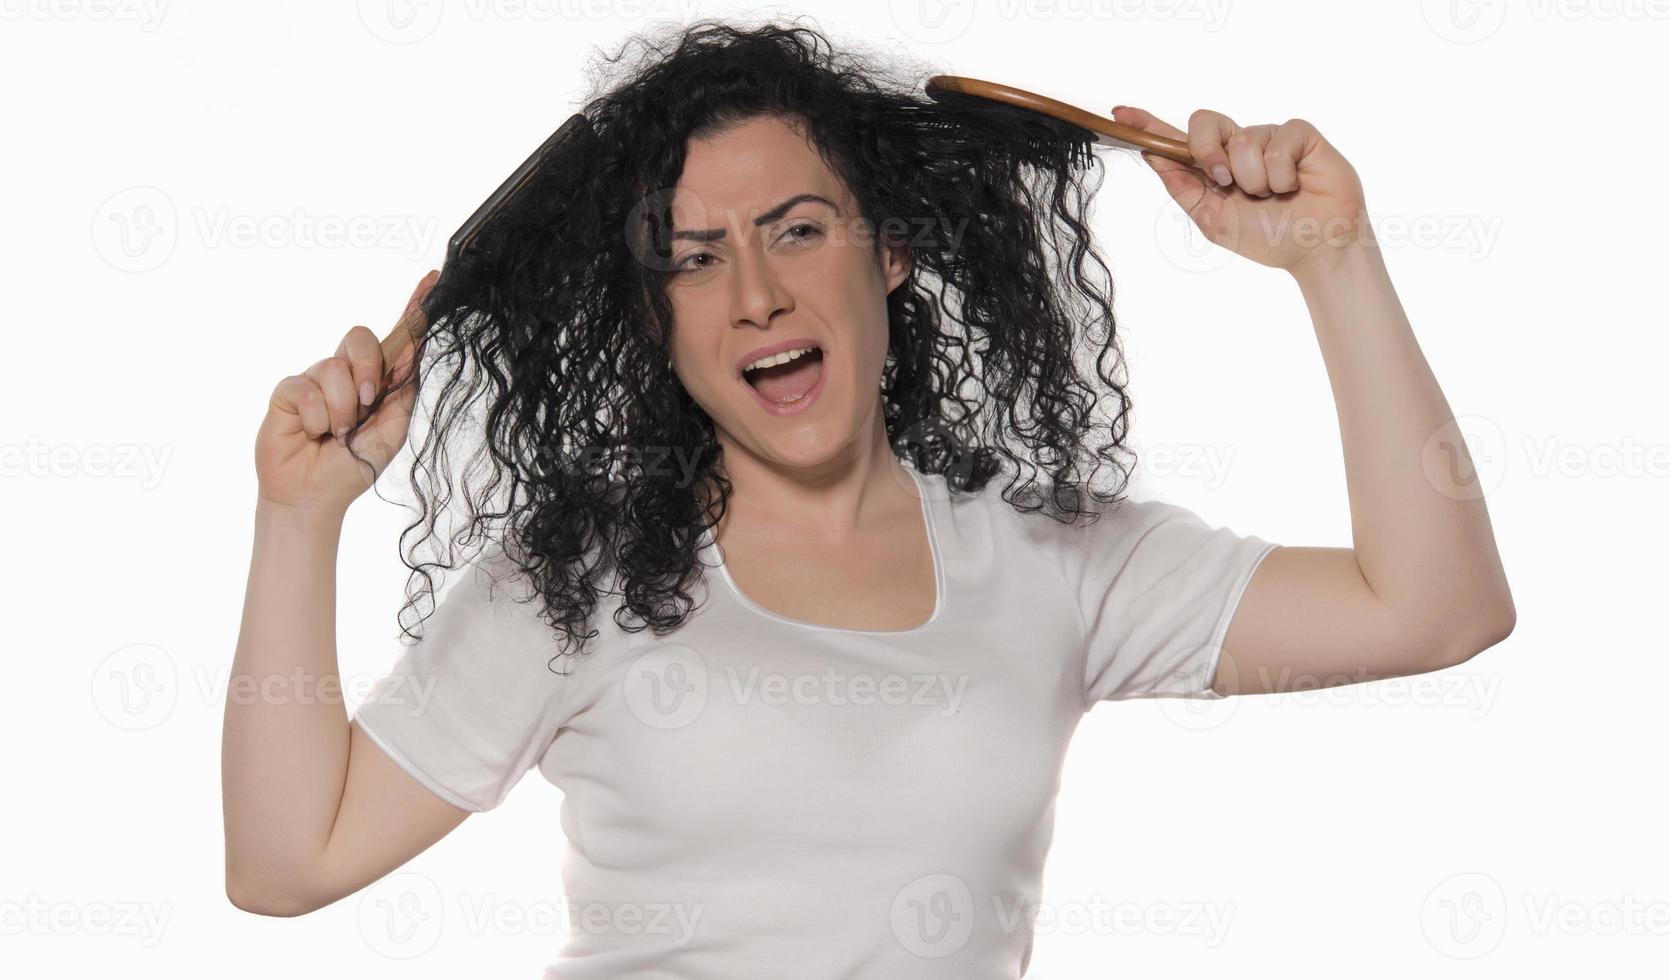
[255,495,346,536]
[1288,237,1385,292]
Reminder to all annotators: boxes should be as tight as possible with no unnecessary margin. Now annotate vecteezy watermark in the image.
[890,874,1234,956]
[989,893,1235,945]
[623,186,971,275]
[1421,0,1670,44]
[1423,414,1670,500]
[0,0,169,30]
[1136,442,1238,490]
[0,437,173,489]
[554,444,707,488]
[94,654,444,731]
[213,664,439,716]
[888,0,1233,45]
[621,644,971,729]
[0,895,173,947]
[1150,650,1505,733]
[1264,668,1502,718]
[192,206,438,260]
[358,875,705,954]
[91,186,440,272]
[456,894,704,944]
[725,666,969,718]
[1154,198,1503,275]
[1422,871,1670,958]
[1521,436,1670,480]
[357,0,708,44]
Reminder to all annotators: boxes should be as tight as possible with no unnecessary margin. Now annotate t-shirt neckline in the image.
[699,464,947,636]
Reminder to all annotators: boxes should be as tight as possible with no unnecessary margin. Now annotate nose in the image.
[728,231,794,330]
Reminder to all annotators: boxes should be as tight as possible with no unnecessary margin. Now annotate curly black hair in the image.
[348,15,1137,668]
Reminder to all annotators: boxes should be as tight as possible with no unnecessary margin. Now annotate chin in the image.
[737,396,862,468]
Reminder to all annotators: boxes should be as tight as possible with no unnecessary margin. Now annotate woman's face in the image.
[661,113,910,473]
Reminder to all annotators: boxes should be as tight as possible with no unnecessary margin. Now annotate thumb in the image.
[378,270,439,387]
[351,365,418,475]
[1114,105,1207,197]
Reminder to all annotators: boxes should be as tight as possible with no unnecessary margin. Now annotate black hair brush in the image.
[375,111,597,383]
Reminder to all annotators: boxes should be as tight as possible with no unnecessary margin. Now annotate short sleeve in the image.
[1053,496,1278,707]
[350,546,571,812]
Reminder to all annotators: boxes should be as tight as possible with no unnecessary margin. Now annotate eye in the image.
[674,252,715,275]
[781,221,823,244]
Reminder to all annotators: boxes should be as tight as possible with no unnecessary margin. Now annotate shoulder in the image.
[946,474,1185,550]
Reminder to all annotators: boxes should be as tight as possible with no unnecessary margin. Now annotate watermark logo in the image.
[358,0,444,43]
[358,871,445,958]
[1154,197,1239,274]
[1421,414,1508,500]
[622,644,708,730]
[1422,871,1509,957]
[1420,0,1509,43]
[891,872,975,957]
[92,187,177,273]
[91,642,177,731]
[891,0,1231,44]
[888,0,978,44]
[1151,648,1240,730]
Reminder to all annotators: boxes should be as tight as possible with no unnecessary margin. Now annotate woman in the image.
[222,18,1514,977]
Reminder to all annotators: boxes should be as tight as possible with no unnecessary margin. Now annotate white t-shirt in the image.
[351,463,1277,978]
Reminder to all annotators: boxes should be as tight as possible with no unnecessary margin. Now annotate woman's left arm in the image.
[1114,105,1516,696]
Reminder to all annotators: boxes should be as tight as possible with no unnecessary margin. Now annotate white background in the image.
[3,0,1665,976]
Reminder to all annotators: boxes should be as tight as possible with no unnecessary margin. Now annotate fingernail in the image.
[1211,164,1233,186]
[334,425,348,442]
[360,381,374,406]
[1112,105,1126,112]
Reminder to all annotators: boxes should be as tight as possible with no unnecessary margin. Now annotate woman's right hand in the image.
[254,271,438,517]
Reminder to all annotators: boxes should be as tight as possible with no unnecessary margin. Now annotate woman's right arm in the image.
[222,273,466,917]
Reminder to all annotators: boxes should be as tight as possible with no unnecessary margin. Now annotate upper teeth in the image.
[743,345,817,373]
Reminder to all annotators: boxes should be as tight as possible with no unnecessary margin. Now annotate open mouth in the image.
[740,343,826,413]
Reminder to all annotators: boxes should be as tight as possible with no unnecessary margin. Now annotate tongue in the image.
[751,354,822,403]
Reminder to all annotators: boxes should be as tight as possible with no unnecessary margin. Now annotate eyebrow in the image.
[669,193,838,242]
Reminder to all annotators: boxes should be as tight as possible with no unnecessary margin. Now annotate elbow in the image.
[226,872,319,919]
[1433,590,1517,669]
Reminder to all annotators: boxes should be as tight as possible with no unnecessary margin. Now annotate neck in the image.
[702,399,910,540]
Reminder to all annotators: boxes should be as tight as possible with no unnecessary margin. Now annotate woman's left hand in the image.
[1112,106,1369,277]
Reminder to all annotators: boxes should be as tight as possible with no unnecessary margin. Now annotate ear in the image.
[881,241,912,294]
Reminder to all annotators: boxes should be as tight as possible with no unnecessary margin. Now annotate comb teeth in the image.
[907,96,1100,175]
[924,89,1099,146]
